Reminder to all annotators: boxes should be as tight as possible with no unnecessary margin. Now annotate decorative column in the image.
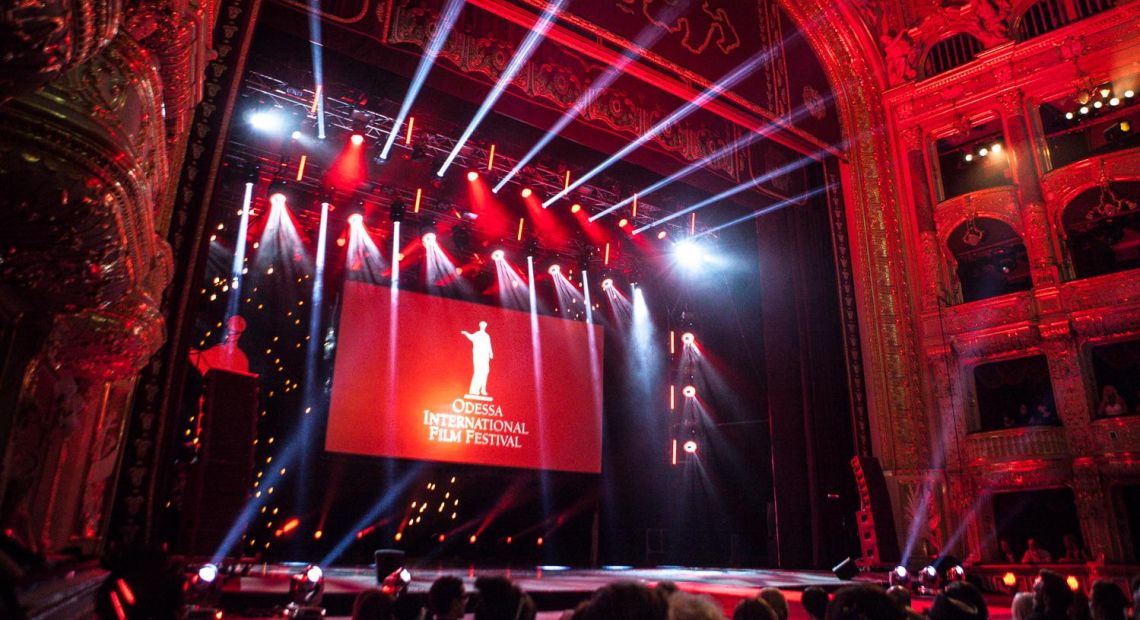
[900,126,947,312]
[999,90,1062,288]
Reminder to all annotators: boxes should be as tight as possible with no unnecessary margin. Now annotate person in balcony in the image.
[1098,385,1128,417]
[1021,538,1053,564]
[1032,404,1058,426]
[999,539,1017,563]
[1059,534,1088,563]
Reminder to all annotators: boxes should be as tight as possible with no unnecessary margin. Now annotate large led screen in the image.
[326,281,604,473]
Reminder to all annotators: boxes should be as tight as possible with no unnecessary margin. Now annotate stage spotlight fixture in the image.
[681,332,695,345]
[674,240,708,269]
[682,385,696,398]
[350,133,365,146]
[285,564,325,618]
[467,170,480,182]
[889,566,909,587]
[348,213,363,226]
[182,562,224,617]
[422,231,437,246]
[618,218,629,228]
[380,567,412,597]
[920,565,940,591]
[682,440,698,454]
[389,198,407,223]
[249,109,285,133]
[946,565,966,582]
[657,230,668,240]
[570,203,581,214]
[291,130,302,140]
[491,249,505,262]
[601,277,614,290]
[548,264,561,276]
[521,187,533,199]
[1066,575,1080,591]
[1002,571,1017,589]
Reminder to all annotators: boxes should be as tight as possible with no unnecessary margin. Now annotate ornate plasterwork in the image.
[965,426,1070,466]
[934,185,1023,244]
[0,0,123,98]
[1041,146,1140,237]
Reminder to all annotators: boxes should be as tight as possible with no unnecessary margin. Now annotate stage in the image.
[214,564,1017,618]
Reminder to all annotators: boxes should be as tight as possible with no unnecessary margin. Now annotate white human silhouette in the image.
[461,321,493,397]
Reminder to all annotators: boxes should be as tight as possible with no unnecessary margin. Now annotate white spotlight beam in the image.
[541,47,775,208]
[591,94,836,222]
[225,181,255,320]
[380,0,466,159]
[692,186,826,238]
[492,0,691,193]
[437,0,566,177]
[632,144,834,235]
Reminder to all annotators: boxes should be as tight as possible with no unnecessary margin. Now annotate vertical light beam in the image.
[438,0,566,177]
[225,182,254,320]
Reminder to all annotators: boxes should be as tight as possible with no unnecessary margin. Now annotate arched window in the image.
[922,33,983,79]
[1015,0,1116,41]
[1062,182,1140,279]
[948,217,1032,302]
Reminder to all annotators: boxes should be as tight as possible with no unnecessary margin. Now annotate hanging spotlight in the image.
[389,198,407,223]
[674,240,709,270]
[491,249,506,262]
[351,133,365,146]
[601,277,614,290]
[617,218,629,228]
[657,230,668,240]
[348,213,364,226]
[682,385,696,398]
[467,170,480,182]
[548,264,561,276]
[570,203,582,214]
[520,187,533,199]
[682,440,698,454]
[681,332,695,345]
[422,231,438,246]
[291,130,303,140]
[249,109,286,133]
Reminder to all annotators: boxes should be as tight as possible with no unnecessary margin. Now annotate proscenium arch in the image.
[775,1,926,474]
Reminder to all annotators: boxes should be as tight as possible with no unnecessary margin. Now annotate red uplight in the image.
[350,133,364,146]
[1066,575,1080,591]
[438,534,446,542]
[520,187,533,198]
[570,204,581,214]
[618,218,629,228]
[1002,572,1017,588]
[467,171,479,182]
[536,537,544,546]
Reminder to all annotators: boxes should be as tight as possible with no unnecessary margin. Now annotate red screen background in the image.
[326,281,604,473]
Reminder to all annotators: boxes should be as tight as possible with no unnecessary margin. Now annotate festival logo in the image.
[420,321,529,449]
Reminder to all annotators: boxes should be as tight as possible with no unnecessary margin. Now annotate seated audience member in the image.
[1022,538,1054,564]
[1090,580,1129,620]
[928,591,984,620]
[353,588,395,620]
[999,539,1018,563]
[733,598,777,620]
[1016,404,1031,425]
[1029,569,1074,620]
[473,576,536,620]
[1011,592,1034,620]
[885,586,911,610]
[944,582,988,620]
[1059,534,1088,563]
[392,592,425,620]
[429,576,467,620]
[1072,590,1093,620]
[667,592,724,620]
[1099,386,1128,417]
[800,587,829,620]
[573,581,668,620]
[1033,404,1058,425]
[825,585,903,620]
[758,588,788,620]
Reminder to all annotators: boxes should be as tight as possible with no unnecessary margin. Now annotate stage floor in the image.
[224,564,853,617]
[220,564,1013,618]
